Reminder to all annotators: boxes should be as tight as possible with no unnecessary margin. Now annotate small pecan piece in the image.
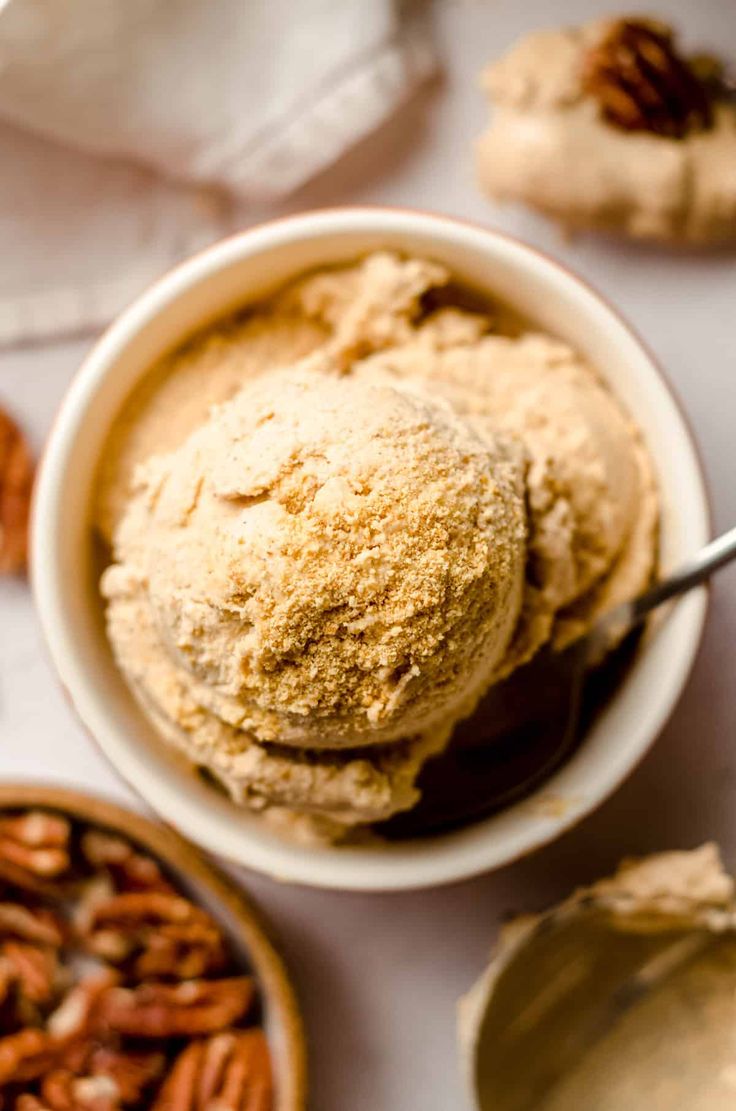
[80,831,174,895]
[132,925,224,980]
[1,940,59,1003]
[15,1098,52,1111]
[47,971,119,1041]
[0,826,70,884]
[0,405,33,576]
[0,843,67,880]
[0,903,64,947]
[84,1047,165,1103]
[98,977,255,1038]
[583,19,713,138]
[151,1029,272,1111]
[0,855,57,897]
[39,1071,85,1111]
[0,1028,55,1084]
[0,813,70,850]
[40,1070,121,1111]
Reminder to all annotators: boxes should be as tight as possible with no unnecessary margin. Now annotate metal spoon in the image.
[380,525,736,840]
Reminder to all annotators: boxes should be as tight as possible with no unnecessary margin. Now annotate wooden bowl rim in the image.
[0,782,307,1110]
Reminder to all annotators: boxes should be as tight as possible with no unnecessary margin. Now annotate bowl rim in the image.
[0,782,307,1108]
[31,205,711,891]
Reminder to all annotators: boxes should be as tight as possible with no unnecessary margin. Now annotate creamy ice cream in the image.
[97,252,658,841]
[103,366,528,750]
[352,321,657,656]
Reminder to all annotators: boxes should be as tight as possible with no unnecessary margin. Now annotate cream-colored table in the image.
[2,1,735,1107]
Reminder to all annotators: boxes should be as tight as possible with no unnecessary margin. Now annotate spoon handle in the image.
[631,523,736,621]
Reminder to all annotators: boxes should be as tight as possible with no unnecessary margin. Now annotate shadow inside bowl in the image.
[378,629,643,840]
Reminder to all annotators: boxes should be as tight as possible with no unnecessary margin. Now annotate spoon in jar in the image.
[381,524,736,840]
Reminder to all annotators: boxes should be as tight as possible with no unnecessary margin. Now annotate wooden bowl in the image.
[0,782,307,1110]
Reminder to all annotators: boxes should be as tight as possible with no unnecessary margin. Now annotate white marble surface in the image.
[2,1,736,1108]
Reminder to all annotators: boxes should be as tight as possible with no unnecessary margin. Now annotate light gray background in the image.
[1,2,735,1107]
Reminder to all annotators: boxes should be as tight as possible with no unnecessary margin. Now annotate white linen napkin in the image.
[0,0,435,347]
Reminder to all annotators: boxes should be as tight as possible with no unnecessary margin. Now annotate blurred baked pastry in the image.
[476,17,736,244]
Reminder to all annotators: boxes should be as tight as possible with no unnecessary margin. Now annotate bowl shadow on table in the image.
[242,852,502,1111]
[505,205,736,265]
[231,873,378,1111]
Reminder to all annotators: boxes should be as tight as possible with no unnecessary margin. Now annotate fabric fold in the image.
[0,0,435,346]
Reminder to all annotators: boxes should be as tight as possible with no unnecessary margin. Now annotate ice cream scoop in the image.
[353,322,658,661]
[461,845,736,1111]
[95,250,661,842]
[103,365,528,755]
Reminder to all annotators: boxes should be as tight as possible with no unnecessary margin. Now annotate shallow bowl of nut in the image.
[0,783,306,1110]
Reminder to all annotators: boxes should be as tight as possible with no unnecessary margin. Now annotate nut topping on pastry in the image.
[583,18,713,137]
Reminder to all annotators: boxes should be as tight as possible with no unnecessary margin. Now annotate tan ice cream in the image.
[102,366,528,750]
[97,252,658,841]
[352,319,657,659]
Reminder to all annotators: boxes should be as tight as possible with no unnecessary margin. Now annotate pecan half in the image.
[46,971,119,1042]
[0,904,64,947]
[0,856,57,897]
[151,1029,272,1111]
[98,977,255,1038]
[583,19,713,137]
[0,406,33,576]
[81,892,226,980]
[0,814,71,882]
[0,934,62,1024]
[0,839,68,880]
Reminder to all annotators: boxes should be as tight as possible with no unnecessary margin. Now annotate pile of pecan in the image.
[0,810,272,1108]
[582,18,714,139]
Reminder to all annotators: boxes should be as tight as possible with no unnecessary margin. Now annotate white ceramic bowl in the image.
[32,208,709,892]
